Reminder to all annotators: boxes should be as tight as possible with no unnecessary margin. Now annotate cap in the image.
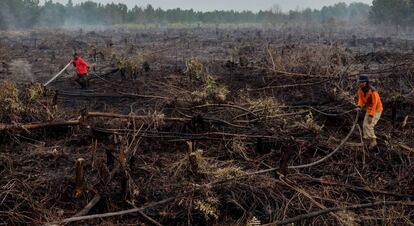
[358,74,369,83]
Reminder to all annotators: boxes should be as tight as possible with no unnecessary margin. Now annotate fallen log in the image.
[86,112,188,122]
[58,91,179,101]
[299,176,414,199]
[0,112,188,131]
[46,197,176,225]
[0,111,250,132]
[247,79,329,91]
[73,194,101,217]
[91,128,284,140]
[0,120,79,130]
[262,201,414,226]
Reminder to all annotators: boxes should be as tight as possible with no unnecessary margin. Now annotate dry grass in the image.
[185,58,204,80]
[0,80,23,118]
[25,83,44,101]
[299,112,324,132]
[191,75,229,102]
[248,97,281,117]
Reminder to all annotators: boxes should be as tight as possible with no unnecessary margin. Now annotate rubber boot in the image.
[79,76,88,89]
[75,77,83,89]
[85,77,90,88]
[369,138,377,150]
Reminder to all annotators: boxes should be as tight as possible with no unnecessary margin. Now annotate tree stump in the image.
[75,158,86,198]
[187,141,198,173]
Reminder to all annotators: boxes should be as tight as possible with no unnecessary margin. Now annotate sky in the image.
[46,0,373,12]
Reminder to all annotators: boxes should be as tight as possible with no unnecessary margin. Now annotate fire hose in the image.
[43,61,72,86]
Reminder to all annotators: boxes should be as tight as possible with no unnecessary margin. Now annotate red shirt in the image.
[73,57,89,75]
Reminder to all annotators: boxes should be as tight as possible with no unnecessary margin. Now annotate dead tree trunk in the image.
[187,141,198,173]
[75,158,86,198]
[119,147,130,200]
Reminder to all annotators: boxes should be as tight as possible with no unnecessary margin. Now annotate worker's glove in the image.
[367,115,373,124]
[356,107,361,112]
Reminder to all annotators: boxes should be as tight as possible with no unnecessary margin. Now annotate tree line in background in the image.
[370,0,414,27]
[0,0,409,29]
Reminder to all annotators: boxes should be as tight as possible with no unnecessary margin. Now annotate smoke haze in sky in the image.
[43,0,372,12]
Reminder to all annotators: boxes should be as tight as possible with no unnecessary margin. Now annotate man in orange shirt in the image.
[357,74,383,149]
[72,53,90,89]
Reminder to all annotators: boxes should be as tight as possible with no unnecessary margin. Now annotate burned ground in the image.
[0,27,413,226]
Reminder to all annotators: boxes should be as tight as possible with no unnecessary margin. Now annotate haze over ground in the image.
[44,0,373,12]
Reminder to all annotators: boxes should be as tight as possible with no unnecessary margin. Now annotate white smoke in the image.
[8,59,34,83]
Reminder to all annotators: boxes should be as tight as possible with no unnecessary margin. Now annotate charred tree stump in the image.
[119,147,130,200]
[75,158,86,198]
[119,147,127,172]
[187,141,193,155]
[187,141,198,173]
[189,153,198,173]
[106,149,114,169]
[279,148,292,176]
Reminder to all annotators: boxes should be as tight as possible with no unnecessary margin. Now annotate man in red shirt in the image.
[72,53,90,89]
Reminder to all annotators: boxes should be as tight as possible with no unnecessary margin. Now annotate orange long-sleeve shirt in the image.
[357,86,383,117]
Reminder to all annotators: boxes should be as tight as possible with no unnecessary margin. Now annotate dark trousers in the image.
[75,74,89,89]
